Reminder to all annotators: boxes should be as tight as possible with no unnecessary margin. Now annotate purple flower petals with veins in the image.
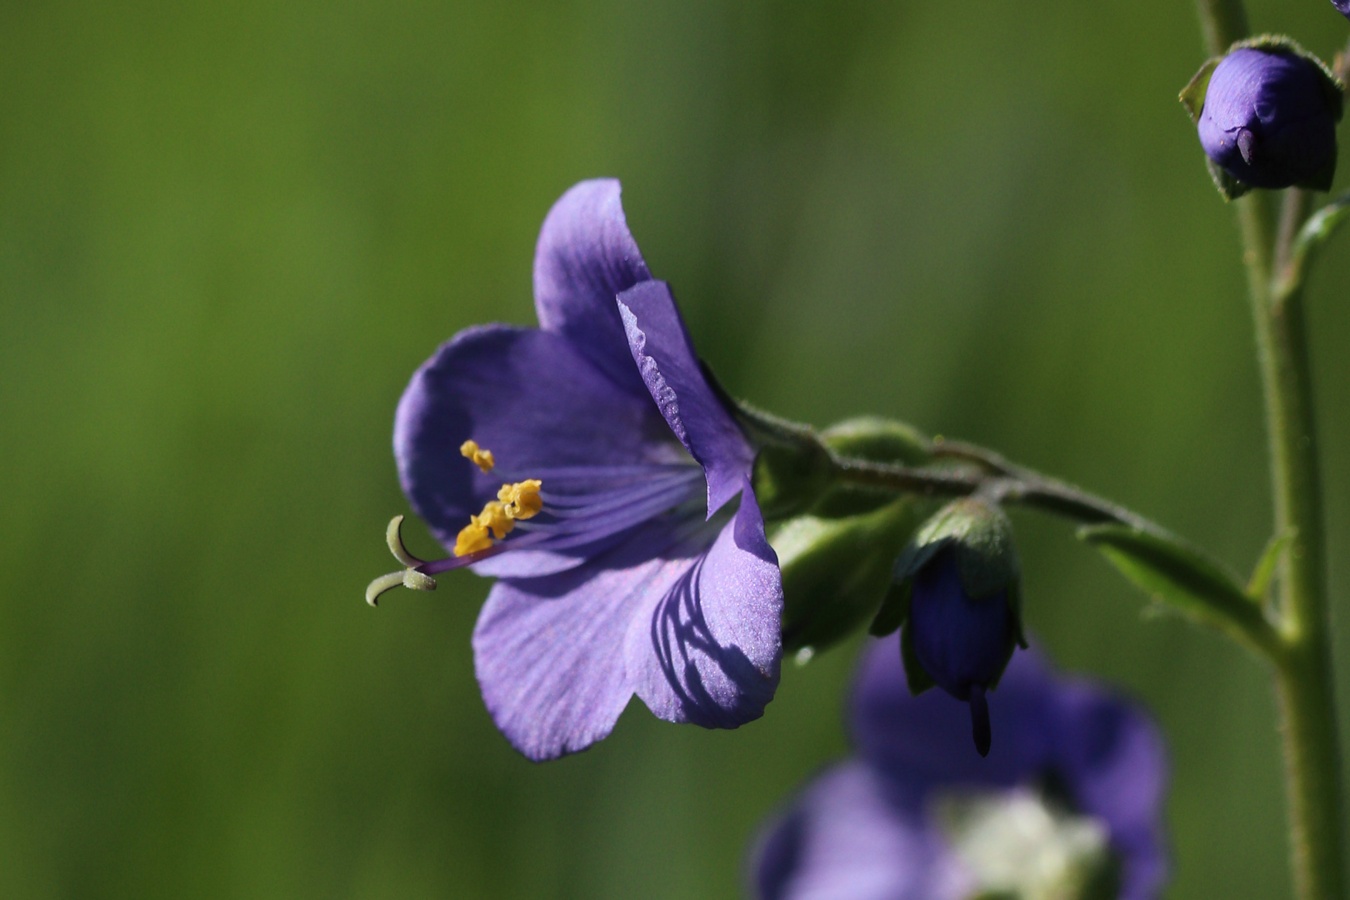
[387,180,783,760]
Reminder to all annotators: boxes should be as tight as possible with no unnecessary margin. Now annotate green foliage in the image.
[1078,525,1276,656]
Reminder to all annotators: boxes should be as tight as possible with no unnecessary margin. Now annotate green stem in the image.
[1266,268,1344,900]
[829,453,1152,532]
[1192,0,1345,893]
[1194,0,1246,56]
[828,449,1281,657]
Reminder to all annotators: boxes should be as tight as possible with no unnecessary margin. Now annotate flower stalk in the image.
[824,445,1282,660]
[1194,1,1346,896]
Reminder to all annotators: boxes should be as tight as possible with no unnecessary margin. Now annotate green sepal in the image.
[1078,524,1273,647]
[1178,56,1220,124]
[810,417,934,519]
[870,578,910,637]
[752,439,834,521]
[1206,157,1251,201]
[820,416,932,466]
[885,497,1028,671]
[900,609,936,696]
[898,498,1021,603]
[717,382,836,522]
[774,496,930,653]
[891,534,948,586]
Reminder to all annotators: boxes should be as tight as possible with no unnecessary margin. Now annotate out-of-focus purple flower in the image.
[752,642,1168,900]
[390,179,782,761]
[1335,0,1350,21]
[1197,46,1341,190]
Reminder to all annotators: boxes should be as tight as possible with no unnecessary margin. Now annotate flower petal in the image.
[1051,680,1169,900]
[851,639,1167,896]
[533,179,653,396]
[618,279,756,515]
[395,324,674,575]
[473,514,738,760]
[626,482,783,729]
[751,761,972,900]
[852,638,1057,789]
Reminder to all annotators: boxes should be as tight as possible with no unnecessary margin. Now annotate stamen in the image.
[478,501,515,540]
[366,451,708,607]
[460,439,495,473]
[451,479,545,557]
[454,519,495,557]
[498,479,543,519]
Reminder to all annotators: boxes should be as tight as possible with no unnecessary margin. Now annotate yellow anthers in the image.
[459,439,495,473]
[477,501,516,540]
[452,495,528,557]
[454,519,494,557]
[450,476,543,558]
[498,479,544,520]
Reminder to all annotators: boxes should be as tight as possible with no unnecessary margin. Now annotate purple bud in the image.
[907,548,1017,756]
[1198,47,1340,190]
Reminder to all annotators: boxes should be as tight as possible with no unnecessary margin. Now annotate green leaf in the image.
[1078,524,1277,656]
[1247,529,1294,600]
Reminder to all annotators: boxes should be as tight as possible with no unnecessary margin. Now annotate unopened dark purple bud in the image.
[907,549,1016,756]
[1198,47,1339,190]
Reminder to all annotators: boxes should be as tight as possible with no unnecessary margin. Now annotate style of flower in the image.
[380,179,783,761]
[752,641,1167,900]
[1197,46,1341,190]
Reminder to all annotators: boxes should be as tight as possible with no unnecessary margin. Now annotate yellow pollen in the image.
[451,476,544,558]
[477,501,515,540]
[453,520,493,557]
[498,479,543,520]
[459,440,495,473]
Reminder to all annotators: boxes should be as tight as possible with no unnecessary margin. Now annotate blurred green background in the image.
[3,1,1349,897]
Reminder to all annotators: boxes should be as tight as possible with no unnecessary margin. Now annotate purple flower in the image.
[1335,0,1350,21]
[893,497,1025,757]
[752,642,1168,900]
[907,548,1017,757]
[1197,47,1340,190]
[390,180,783,761]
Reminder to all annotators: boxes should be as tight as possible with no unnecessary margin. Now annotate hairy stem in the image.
[1266,271,1344,900]
[1193,0,1345,894]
